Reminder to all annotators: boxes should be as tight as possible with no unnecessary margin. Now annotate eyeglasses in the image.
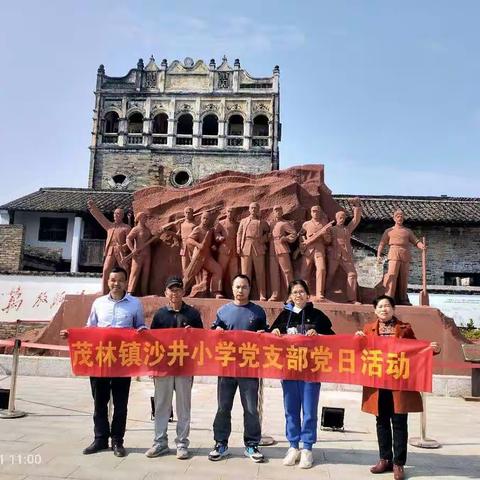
[291,290,307,296]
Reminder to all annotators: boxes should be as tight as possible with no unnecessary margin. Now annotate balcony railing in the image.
[252,137,269,147]
[201,135,219,146]
[175,135,193,146]
[227,136,243,147]
[127,134,143,145]
[152,134,168,145]
[102,133,118,144]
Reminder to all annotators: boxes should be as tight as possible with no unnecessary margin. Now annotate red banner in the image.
[68,328,433,392]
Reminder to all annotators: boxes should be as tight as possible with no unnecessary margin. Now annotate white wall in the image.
[409,292,480,327]
[0,274,101,321]
[14,211,75,259]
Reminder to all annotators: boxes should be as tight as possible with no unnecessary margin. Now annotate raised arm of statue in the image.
[345,206,362,235]
[87,199,112,231]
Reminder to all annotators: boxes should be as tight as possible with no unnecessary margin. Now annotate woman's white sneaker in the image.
[282,447,301,466]
[299,449,313,469]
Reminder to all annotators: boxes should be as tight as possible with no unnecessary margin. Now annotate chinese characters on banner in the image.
[68,329,433,392]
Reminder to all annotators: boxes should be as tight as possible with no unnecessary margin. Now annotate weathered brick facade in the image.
[89,56,280,191]
[354,224,480,286]
[0,225,24,271]
[92,149,272,192]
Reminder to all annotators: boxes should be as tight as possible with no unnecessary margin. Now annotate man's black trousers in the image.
[89,377,131,446]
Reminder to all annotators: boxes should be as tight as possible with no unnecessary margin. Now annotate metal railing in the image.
[175,135,193,146]
[102,133,118,144]
[227,136,243,147]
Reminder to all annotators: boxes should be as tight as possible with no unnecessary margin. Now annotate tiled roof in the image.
[1,188,479,225]
[0,188,133,214]
[335,195,480,225]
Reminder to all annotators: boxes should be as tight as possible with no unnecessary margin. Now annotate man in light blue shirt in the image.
[61,266,146,457]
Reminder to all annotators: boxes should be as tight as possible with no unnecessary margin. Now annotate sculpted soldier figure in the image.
[300,206,333,301]
[237,202,270,301]
[215,207,240,288]
[326,198,362,304]
[377,209,425,305]
[268,205,297,301]
[125,212,153,296]
[186,212,224,298]
[87,199,131,294]
[178,206,197,277]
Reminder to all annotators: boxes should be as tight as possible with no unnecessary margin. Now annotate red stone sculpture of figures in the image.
[215,206,240,290]
[125,211,153,296]
[178,206,197,277]
[300,206,333,301]
[268,205,297,301]
[87,199,131,294]
[377,209,425,305]
[186,212,224,298]
[237,202,270,301]
[326,198,362,304]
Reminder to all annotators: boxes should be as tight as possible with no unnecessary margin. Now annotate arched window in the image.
[201,114,218,146]
[127,113,143,144]
[104,112,119,133]
[176,113,193,145]
[227,115,244,147]
[102,112,119,144]
[252,115,269,147]
[128,113,143,133]
[152,113,168,145]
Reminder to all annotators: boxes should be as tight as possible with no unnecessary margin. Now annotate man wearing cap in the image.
[145,276,203,460]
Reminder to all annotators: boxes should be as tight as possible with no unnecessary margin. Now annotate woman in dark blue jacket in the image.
[270,279,334,469]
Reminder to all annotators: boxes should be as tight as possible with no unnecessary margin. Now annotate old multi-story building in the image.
[0,56,479,319]
[89,56,280,191]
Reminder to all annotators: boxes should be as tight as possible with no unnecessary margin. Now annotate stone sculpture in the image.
[214,207,240,290]
[185,212,224,298]
[377,209,425,305]
[87,199,131,294]
[326,198,362,304]
[178,206,197,277]
[300,206,334,301]
[125,212,153,296]
[237,202,270,301]
[268,205,297,301]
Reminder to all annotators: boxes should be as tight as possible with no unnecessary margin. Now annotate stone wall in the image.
[0,321,47,340]
[91,149,273,190]
[354,224,480,286]
[0,225,24,271]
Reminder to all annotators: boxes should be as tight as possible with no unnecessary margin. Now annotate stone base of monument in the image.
[16,294,471,377]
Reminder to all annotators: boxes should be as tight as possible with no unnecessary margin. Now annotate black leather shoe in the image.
[112,444,126,457]
[83,441,109,455]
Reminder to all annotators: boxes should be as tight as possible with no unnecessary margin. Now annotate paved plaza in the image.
[0,376,479,480]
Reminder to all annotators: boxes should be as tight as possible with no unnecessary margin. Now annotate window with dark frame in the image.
[38,217,69,242]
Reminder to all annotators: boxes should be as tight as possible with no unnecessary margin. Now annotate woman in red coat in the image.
[356,295,440,480]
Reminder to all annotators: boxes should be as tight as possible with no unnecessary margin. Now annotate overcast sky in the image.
[1,0,479,205]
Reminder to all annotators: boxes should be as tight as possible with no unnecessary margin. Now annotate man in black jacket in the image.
[145,276,203,460]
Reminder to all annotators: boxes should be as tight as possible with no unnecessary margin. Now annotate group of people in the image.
[61,266,440,480]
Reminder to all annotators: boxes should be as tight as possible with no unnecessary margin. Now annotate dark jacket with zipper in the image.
[151,302,203,329]
[269,302,335,335]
